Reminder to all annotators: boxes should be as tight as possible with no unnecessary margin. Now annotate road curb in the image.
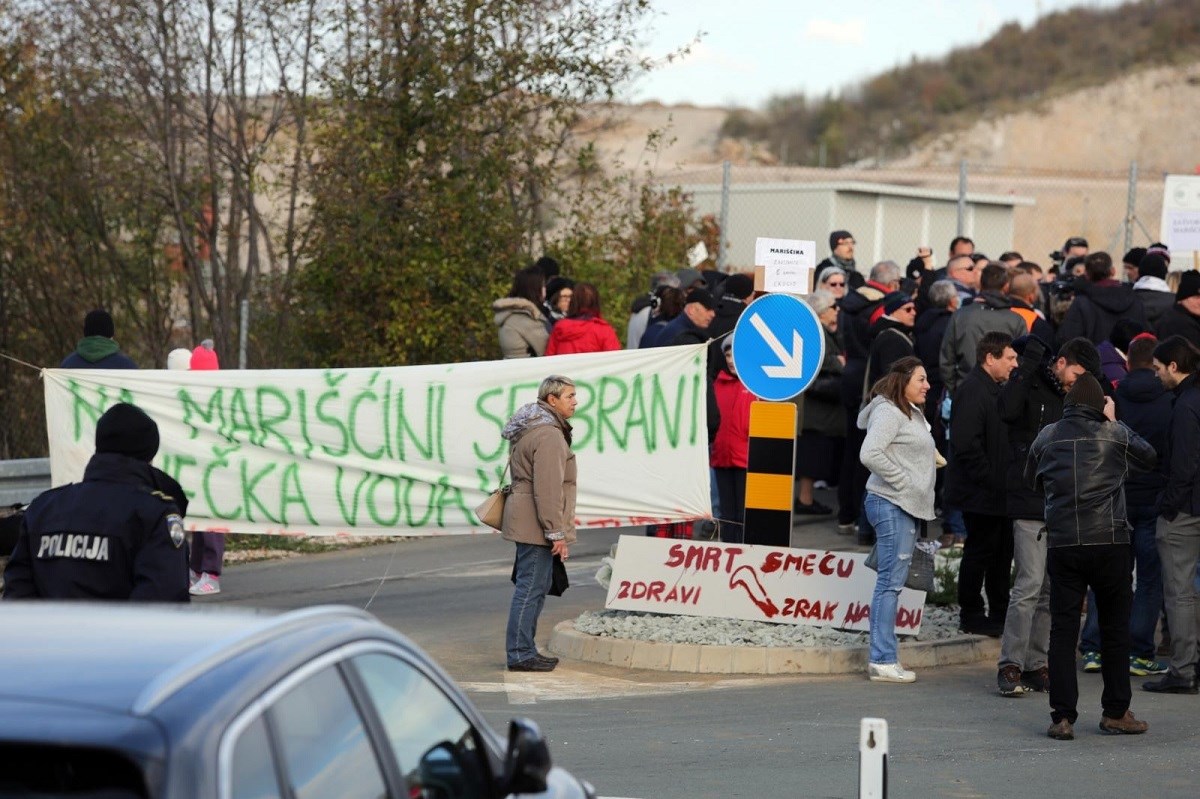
[549,619,1001,675]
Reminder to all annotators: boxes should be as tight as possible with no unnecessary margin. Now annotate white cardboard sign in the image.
[1161,175,1200,258]
[754,237,816,294]
[605,535,925,633]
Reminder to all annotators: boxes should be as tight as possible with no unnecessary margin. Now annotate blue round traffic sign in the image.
[730,294,826,401]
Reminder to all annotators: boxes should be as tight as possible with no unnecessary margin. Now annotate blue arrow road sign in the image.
[730,293,826,401]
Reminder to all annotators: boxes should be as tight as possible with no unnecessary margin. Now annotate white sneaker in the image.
[869,662,916,683]
[189,573,221,596]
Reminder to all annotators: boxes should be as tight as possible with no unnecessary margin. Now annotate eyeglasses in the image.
[838,239,856,246]
[826,281,845,287]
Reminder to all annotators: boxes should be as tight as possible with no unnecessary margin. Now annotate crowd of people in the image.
[499,233,1200,734]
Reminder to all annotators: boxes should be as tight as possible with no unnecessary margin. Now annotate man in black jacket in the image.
[1154,271,1200,349]
[1144,335,1200,694]
[705,274,753,381]
[1056,252,1147,347]
[836,261,901,531]
[1028,374,1157,740]
[1114,335,1174,677]
[997,336,1100,696]
[864,293,916,388]
[947,332,1017,641]
[3,403,190,602]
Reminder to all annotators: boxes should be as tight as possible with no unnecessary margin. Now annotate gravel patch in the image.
[574,605,967,648]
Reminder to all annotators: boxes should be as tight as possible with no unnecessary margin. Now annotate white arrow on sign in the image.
[749,312,803,378]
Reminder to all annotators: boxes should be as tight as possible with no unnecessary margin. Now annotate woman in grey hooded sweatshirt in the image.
[857,356,937,683]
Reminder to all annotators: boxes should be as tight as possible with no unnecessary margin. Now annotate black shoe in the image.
[1142,672,1198,694]
[1021,666,1050,693]
[961,618,1003,637]
[794,500,832,515]
[508,657,556,672]
[535,652,560,666]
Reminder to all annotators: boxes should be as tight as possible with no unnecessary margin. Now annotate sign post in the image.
[731,293,827,546]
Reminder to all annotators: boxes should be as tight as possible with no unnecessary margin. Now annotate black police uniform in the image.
[3,453,190,602]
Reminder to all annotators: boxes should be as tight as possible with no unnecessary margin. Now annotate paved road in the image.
[211,524,1200,799]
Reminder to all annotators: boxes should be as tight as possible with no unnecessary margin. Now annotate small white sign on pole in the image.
[754,237,816,294]
[604,535,925,633]
[1161,175,1200,263]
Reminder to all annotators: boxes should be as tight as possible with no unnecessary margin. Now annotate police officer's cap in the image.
[96,403,160,463]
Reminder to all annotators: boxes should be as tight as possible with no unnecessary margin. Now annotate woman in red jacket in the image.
[711,337,755,543]
[545,282,621,355]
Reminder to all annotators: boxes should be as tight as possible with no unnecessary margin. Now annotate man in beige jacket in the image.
[502,375,578,672]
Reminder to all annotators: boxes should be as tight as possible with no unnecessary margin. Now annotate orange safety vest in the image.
[1011,306,1038,333]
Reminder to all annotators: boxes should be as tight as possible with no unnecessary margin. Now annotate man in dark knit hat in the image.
[815,230,863,290]
[3,403,189,602]
[1122,247,1148,282]
[1028,373,1157,740]
[1153,270,1200,348]
[60,309,138,369]
[705,273,754,380]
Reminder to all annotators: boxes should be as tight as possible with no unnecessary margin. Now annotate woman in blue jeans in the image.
[857,356,937,683]
[501,375,578,672]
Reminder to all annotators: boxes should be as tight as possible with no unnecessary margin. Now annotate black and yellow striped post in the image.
[743,400,796,547]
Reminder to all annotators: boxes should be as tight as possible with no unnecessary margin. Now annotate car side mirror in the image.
[502,718,551,794]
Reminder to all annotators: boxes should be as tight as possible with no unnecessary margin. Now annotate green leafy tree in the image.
[292,0,669,366]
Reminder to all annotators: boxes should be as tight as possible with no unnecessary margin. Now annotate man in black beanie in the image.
[59,308,138,369]
[1028,373,1157,740]
[3,402,189,602]
[815,230,864,290]
[1154,270,1200,349]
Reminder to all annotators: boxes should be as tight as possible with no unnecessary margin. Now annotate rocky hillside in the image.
[588,61,1200,178]
[891,63,1200,175]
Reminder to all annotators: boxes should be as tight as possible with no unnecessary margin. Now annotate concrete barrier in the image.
[0,458,51,507]
[549,619,1000,675]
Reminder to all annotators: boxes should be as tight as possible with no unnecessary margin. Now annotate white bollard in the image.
[858,717,889,799]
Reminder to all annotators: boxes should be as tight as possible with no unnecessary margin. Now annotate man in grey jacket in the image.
[940,262,1027,396]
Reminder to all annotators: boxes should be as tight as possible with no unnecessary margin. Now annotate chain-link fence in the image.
[675,161,1166,274]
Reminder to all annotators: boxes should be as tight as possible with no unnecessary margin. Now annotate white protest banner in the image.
[605,535,925,634]
[44,346,711,537]
[754,237,816,294]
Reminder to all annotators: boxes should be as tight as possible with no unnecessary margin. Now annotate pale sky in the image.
[626,0,1124,109]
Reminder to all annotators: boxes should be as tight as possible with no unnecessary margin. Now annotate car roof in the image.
[0,603,394,716]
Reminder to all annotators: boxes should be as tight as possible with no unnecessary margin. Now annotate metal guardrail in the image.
[0,458,51,507]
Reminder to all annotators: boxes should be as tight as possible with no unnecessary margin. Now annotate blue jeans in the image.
[506,543,554,665]
[1079,505,1163,659]
[864,492,917,665]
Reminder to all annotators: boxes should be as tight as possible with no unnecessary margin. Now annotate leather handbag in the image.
[864,539,937,593]
[474,461,511,530]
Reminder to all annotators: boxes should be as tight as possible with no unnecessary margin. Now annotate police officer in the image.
[3,402,190,601]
